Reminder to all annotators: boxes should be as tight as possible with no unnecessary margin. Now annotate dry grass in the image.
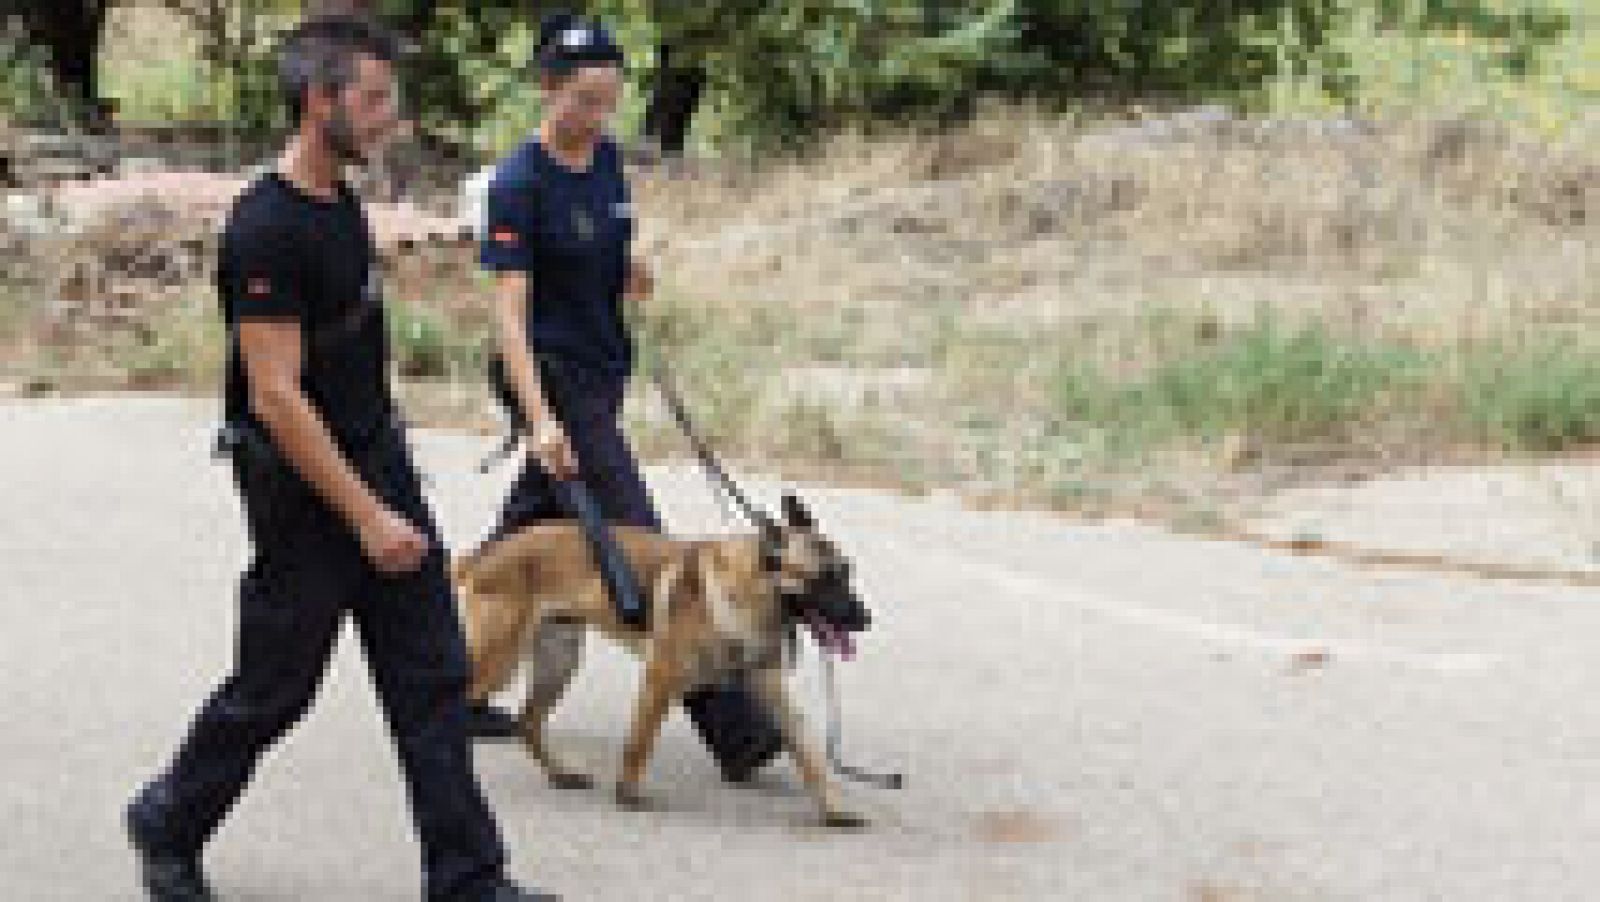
[640,105,1594,336]
[624,105,1597,515]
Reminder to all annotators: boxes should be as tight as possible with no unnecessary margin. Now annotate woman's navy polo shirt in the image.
[479,135,635,384]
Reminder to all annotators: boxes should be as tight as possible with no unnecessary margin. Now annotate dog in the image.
[454,493,873,828]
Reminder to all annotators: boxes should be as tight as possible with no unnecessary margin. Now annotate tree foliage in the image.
[3,1,1579,145]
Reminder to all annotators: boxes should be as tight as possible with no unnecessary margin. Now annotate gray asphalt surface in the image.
[3,397,1597,901]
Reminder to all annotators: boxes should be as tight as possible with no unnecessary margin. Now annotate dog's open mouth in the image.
[804,613,857,660]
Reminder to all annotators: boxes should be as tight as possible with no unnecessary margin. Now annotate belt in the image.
[213,408,400,472]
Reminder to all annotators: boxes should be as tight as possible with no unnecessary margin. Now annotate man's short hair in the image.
[277,15,401,125]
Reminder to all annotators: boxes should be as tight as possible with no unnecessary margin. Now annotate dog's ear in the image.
[781,492,815,530]
[758,514,784,546]
[758,517,785,570]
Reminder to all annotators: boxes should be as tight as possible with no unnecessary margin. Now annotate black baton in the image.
[555,477,647,628]
[487,352,648,627]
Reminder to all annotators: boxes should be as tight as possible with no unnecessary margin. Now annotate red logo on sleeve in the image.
[492,227,518,245]
[247,278,270,296]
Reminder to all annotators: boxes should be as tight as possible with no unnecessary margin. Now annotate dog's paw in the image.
[547,771,595,791]
[821,810,870,830]
[613,785,659,812]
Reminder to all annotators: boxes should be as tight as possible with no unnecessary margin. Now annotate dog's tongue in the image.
[807,617,856,660]
[835,629,856,660]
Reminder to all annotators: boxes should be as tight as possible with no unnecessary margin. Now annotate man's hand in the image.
[357,505,430,575]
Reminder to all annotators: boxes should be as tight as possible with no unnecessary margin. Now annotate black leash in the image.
[642,349,776,534]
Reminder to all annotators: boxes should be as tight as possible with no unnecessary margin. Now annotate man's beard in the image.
[324,109,367,165]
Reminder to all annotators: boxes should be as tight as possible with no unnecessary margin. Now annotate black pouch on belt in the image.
[212,420,309,542]
[213,417,408,550]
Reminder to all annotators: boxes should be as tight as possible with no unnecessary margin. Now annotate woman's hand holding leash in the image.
[529,416,579,479]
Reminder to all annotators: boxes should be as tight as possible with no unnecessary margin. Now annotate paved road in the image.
[3,397,1597,901]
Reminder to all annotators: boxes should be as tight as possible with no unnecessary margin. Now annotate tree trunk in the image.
[25,3,110,125]
[306,0,380,16]
[642,41,706,158]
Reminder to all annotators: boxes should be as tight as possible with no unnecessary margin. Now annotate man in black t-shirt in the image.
[123,17,551,902]
[217,171,391,450]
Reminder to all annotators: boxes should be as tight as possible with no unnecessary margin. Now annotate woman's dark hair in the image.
[535,12,624,80]
[277,15,402,125]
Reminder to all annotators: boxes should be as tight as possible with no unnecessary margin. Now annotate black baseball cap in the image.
[535,12,625,75]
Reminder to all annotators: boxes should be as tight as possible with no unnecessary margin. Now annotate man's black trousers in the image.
[129,426,507,901]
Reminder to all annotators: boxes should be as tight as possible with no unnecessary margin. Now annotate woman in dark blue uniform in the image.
[466,13,782,783]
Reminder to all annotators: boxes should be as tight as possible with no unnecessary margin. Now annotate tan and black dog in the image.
[454,494,873,828]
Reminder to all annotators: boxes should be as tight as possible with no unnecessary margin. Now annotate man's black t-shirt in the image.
[216,172,393,453]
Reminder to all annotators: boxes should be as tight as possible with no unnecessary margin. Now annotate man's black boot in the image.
[125,798,216,902]
[683,683,785,783]
[462,877,559,901]
[717,728,785,784]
